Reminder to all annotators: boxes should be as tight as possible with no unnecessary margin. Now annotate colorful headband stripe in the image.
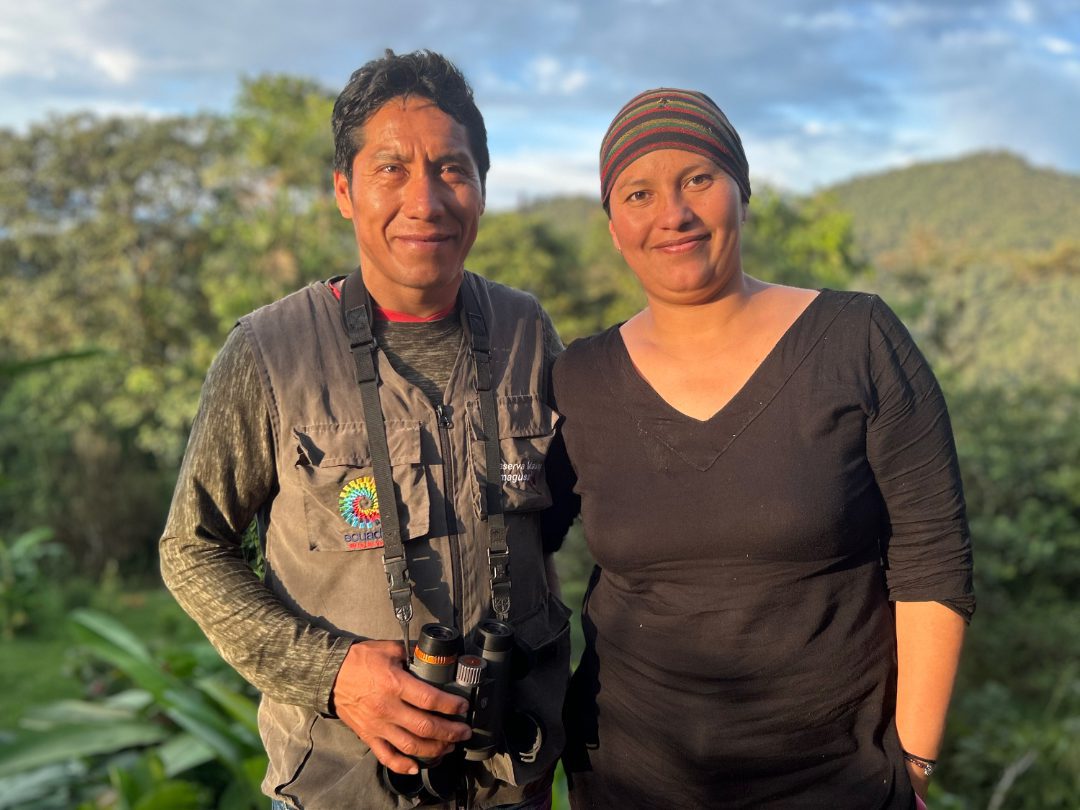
[602,123,738,180]
[599,88,751,207]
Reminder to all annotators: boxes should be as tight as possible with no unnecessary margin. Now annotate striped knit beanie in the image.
[599,88,751,209]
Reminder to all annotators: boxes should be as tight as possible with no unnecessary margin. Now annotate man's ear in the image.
[608,219,622,253]
[333,170,353,218]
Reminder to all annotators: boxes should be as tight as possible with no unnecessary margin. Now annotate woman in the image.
[555,88,973,809]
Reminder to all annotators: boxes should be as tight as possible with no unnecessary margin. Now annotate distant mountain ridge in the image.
[510,151,1080,270]
[821,151,1080,263]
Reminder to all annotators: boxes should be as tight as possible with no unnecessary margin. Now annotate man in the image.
[161,49,575,809]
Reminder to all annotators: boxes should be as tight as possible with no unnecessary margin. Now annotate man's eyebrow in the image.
[364,149,474,165]
[368,149,408,163]
[436,149,475,164]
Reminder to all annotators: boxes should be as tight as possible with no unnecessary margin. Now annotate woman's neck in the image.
[628,274,768,360]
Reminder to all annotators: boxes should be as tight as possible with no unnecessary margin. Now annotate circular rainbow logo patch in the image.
[339,476,381,530]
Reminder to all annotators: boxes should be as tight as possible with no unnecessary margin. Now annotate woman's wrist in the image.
[902,750,937,778]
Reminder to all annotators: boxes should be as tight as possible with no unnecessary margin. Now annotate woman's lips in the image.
[653,233,709,253]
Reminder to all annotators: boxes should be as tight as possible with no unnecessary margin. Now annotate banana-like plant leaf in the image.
[195,677,261,737]
[0,761,86,809]
[19,695,146,730]
[70,610,177,698]
[159,690,246,765]
[0,722,171,777]
[156,733,216,777]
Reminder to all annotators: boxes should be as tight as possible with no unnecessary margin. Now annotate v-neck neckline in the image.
[603,290,853,471]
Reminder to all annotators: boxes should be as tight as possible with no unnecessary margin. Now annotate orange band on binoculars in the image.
[414,648,457,666]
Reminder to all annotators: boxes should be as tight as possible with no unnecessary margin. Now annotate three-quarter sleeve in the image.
[865,296,975,621]
[159,328,352,712]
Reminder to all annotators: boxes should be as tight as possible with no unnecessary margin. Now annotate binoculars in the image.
[381,619,534,803]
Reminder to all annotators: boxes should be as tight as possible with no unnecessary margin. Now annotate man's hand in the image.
[331,640,472,775]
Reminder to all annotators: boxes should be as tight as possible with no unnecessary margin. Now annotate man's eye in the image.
[379,164,402,174]
[627,190,649,203]
[687,174,712,187]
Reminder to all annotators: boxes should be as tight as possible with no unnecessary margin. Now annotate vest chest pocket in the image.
[466,394,558,516]
[292,421,430,551]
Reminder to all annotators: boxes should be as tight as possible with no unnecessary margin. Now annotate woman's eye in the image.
[627,190,649,203]
[687,174,712,187]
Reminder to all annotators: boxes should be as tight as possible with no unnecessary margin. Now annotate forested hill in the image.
[822,151,1080,262]
[507,151,1080,267]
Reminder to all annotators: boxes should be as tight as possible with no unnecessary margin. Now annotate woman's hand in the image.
[907,760,930,802]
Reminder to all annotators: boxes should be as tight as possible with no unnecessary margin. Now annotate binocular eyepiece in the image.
[381,619,529,803]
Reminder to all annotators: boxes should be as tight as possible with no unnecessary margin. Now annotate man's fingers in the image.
[390,699,471,746]
[368,737,420,776]
[382,722,457,762]
[398,673,471,719]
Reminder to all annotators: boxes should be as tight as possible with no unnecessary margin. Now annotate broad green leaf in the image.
[19,696,144,730]
[156,733,216,777]
[0,722,171,777]
[196,677,260,736]
[0,761,86,809]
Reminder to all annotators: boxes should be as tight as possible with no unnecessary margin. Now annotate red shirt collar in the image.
[327,279,456,321]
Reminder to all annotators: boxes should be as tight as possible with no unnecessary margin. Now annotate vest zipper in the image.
[435,403,464,631]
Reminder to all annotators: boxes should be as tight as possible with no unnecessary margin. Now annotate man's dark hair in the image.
[332,49,490,193]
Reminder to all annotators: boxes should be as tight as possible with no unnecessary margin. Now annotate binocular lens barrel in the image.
[411,623,463,685]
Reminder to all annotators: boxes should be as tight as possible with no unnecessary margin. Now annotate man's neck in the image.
[360,269,463,319]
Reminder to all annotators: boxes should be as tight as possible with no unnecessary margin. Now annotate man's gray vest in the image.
[239,271,571,809]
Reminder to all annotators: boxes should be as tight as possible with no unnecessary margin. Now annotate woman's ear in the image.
[608,219,622,253]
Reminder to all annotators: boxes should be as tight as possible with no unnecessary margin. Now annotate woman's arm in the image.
[894,600,967,799]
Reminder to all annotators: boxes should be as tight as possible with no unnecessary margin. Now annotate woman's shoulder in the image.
[552,323,623,390]
[557,323,622,364]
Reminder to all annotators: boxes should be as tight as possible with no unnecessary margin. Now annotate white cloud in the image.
[0,1,138,84]
[525,56,589,96]
[486,147,599,209]
[92,47,139,84]
[939,28,1013,50]
[784,9,861,32]
[1040,35,1075,55]
[875,2,949,29]
[1007,0,1036,25]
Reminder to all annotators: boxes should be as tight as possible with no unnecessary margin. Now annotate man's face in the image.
[333,96,484,312]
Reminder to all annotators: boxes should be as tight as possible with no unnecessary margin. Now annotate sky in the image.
[1,0,1078,209]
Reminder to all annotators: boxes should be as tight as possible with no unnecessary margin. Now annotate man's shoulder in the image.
[464,270,542,313]
[241,281,330,327]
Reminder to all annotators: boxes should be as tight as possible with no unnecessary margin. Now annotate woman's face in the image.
[607,149,745,306]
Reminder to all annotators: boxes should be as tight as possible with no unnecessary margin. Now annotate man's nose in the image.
[401,171,445,218]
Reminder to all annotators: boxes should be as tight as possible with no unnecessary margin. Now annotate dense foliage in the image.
[1,75,1077,807]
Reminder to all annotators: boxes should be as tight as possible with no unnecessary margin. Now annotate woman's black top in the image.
[553,291,974,810]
